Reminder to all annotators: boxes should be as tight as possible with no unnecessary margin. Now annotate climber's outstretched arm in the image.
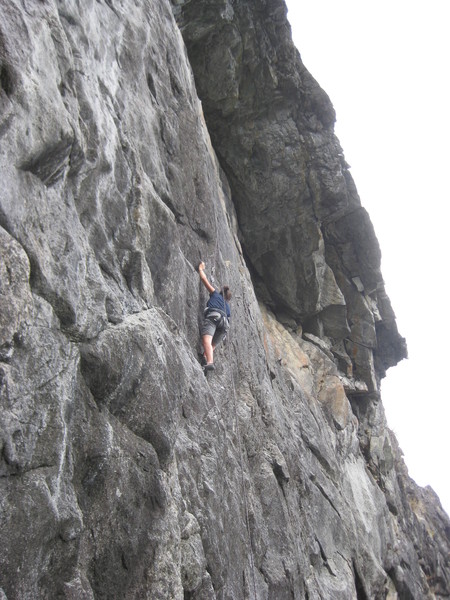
[198,262,215,294]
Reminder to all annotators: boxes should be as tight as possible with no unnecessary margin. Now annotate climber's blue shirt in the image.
[207,290,231,318]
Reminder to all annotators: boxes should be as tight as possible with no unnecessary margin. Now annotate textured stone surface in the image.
[173,0,407,396]
[0,0,448,599]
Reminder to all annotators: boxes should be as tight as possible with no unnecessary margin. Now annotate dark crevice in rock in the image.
[353,560,369,600]
[311,478,341,519]
[272,460,289,489]
[19,136,74,187]
[146,72,157,99]
[104,0,120,19]
[67,132,85,177]
[303,440,335,479]
[0,62,13,96]
[159,191,183,221]
[387,568,415,600]
[0,28,14,98]
[315,537,335,576]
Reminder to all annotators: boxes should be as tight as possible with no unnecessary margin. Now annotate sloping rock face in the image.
[0,1,448,600]
[172,0,407,396]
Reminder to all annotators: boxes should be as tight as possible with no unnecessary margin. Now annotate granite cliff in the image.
[0,0,448,599]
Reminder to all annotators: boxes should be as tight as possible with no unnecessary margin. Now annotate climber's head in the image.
[221,286,232,302]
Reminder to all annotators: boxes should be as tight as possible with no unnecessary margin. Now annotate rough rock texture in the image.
[0,1,448,599]
[172,0,408,397]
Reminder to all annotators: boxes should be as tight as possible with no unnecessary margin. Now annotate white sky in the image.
[285,0,450,515]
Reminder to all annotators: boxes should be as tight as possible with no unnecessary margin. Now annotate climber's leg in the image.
[202,334,214,365]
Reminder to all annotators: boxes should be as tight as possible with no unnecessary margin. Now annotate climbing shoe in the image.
[204,363,215,372]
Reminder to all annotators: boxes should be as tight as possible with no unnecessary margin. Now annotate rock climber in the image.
[198,261,231,371]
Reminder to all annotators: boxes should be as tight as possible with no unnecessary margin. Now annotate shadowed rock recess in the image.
[0,0,448,598]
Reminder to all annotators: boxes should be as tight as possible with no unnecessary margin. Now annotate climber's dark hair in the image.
[221,286,232,301]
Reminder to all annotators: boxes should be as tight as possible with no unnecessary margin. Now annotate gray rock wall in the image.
[172,0,407,396]
[0,1,448,599]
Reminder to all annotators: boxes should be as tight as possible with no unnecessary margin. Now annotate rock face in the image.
[0,1,447,599]
[172,0,407,395]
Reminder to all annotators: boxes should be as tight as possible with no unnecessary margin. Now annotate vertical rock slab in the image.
[0,0,241,597]
[173,0,407,394]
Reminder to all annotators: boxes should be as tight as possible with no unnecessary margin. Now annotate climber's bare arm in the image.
[198,262,215,294]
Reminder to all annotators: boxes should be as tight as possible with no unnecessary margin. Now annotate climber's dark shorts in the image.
[200,315,227,347]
